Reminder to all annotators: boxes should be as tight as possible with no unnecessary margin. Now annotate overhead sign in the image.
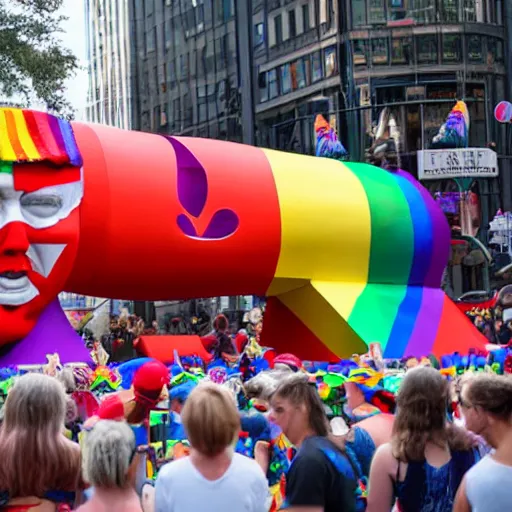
[417,148,498,180]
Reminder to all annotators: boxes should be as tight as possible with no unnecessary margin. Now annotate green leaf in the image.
[0,0,78,115]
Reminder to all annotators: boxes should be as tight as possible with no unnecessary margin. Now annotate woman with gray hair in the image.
[76,420,142,512]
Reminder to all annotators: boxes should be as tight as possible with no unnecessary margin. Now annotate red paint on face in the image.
[0,164,81,346]
[13,163,81,193]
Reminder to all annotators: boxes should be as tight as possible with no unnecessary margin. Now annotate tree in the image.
[0,0,78,115]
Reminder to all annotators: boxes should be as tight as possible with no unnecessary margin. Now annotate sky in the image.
[60,0,89,119]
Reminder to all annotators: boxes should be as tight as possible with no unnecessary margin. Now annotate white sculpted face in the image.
[0,172,83,307]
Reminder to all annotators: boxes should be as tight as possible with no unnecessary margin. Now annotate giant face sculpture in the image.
[0,110,83,346]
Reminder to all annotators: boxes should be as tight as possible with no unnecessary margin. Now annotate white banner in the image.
[417,148,498,180]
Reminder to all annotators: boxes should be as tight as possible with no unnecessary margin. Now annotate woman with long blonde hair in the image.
[0,373,82,510]
[367,366,478,512]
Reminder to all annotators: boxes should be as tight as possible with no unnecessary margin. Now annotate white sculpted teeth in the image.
[26,244,66,278]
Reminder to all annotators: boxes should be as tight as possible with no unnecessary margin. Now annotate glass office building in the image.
[128,0,243,141]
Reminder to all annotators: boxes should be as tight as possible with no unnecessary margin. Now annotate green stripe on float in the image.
[344,162,414,351]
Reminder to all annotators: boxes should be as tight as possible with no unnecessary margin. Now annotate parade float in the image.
[0,106,509,509]
[0,107,487,367]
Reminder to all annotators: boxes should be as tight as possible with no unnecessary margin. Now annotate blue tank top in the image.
[345,427,376,479]
[394,449,477,512]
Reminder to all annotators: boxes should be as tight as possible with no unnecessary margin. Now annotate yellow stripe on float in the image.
[262,149,371,316]
[0,111,16,161]
[10,108,40,160]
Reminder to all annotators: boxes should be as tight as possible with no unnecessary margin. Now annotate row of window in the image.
[353,34,504,67]
[351,0,504,28]
[266,0,337,48]
[259,46,338,103]
[144,0,235,26]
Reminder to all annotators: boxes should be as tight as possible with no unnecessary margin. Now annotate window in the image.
[173,98,181,125]
[353,39,369,66]
[410,0,436,23]
[372,38,389,65]
[196,3,205,27]
[391,37,412,65]
[145,0,153,17]
[274,14,283,45]
[208,84,217,120]
[369,0,386,24]
[463,0,485,22]
[259,72,268,102]
[167,59,176,86]
[467,35,484,63]
[289,9,297,38]
[254,23,264,46]
[319,0,328,23]
[198,86,207,123]
[292,59,308,89]
[442,0,458,22]
[324,46,337,77]
[352,0,366,26]
[388,0,407,23]
[302,4,311,31]
[220,34,228,66]
[416,34,438,64]
[268,69,278,99]
[466,84,486,147]
[146,27,156,53]
[489,38,504,63]
[311,51,323,82]
[496,0,503,24]
[281,64,292,94]
[164,19,171,48]
[215,0,234,22]
[443,34,461,62]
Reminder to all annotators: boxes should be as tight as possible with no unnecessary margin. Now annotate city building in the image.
[128,0,244,141]
[85,0,133,129]
[253,0,341,154]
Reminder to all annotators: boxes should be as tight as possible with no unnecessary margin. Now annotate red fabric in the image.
[135,335,212,364]
[201,334,217,352]
[97,394,124,420]
[432,296,488,356]
[234,332,249,353]
[133,360,170,393]
[274,353,303,370]
[261,297,338,362]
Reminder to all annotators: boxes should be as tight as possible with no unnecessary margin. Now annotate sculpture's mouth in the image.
[0,270,27,280]
[0,270,38,306]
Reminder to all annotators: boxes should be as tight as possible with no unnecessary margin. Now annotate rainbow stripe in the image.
[264,152,486,359]
[0,108,82,168]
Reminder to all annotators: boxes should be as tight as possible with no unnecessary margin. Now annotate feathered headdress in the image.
[432,100,469,149]
[315,114,348,160]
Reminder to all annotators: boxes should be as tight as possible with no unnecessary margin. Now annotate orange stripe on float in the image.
[4,109,27,160]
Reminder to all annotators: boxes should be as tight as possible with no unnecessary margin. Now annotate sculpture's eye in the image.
[20,193,63,218]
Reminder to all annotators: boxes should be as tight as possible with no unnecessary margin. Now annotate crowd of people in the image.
[0,332,511,512]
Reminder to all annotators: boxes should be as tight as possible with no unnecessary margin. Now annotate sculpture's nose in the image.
[0,221,30,257]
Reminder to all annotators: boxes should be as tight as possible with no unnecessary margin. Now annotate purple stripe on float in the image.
[403,287,445,357]
[396,170,450,288]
